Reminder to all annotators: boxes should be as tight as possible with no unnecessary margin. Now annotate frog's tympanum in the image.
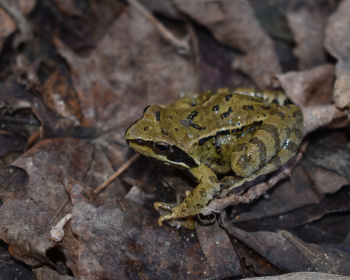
[125,88,303,226]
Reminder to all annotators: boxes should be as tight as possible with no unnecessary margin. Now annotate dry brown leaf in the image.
[0,241,36,280]
[0,133,26,157]
[302,105,347,135]
[223,216,350,275]
[286,4,327,70]
[248,272,349,280]
[195,221,241,278]
[53,6,196,129]
[325,0,350,110]
[273,64,335,107]
[0,138,92,273]
[0,6,16,52]
[65,178,210,279]
[0,0,35,47]
[173,0,282,88]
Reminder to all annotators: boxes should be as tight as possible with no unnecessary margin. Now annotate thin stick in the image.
[94,154,140,195]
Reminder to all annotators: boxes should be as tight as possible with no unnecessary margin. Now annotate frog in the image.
[125,88,303,226]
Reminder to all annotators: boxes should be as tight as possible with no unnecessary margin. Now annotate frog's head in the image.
[125,105,198,169]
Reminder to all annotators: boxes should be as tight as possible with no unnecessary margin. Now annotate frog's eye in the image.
[143,105,151,114]
[154,142,170,153]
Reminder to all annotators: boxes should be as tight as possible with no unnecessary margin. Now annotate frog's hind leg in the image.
[227,116,304,191]
[231,105,303,178]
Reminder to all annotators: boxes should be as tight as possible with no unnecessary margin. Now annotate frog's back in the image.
[174,90,276,146]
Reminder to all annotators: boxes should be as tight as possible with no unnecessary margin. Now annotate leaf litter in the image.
[0,0,349,279]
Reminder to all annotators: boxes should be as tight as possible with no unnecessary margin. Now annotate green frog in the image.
[125,88,303,226]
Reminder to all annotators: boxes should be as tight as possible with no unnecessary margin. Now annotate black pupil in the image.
[156,143,169,152]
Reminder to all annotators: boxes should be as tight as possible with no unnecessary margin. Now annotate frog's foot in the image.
[154,201,192,226]
[154,201,180,226]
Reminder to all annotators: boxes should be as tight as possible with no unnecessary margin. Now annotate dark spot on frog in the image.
[246,125,258,135]
[216,129,230,136]
[161,128,168,136]
[175,128,178,131]
[144,126,148,131]
[212,105,219,112]
[199,135,214,146]
[260,123,280,150]
[261,105,270,110]
[225,94,233,101]
[286,105,292,110]
[155,111,160,122]
[190,124,206,130]
[249,137,267,163]
[179,111,206,130]
[187,110,199,121]
[167,115,173,119]
[220,107,233,119]
[275,110,286,120]
[242,105,254,110]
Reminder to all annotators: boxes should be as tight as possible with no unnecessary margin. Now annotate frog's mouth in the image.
[127,139,199,169]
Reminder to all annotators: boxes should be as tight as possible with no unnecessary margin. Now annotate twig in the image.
[94,154,140,195]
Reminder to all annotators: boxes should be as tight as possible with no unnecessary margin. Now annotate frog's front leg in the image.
[154,164,221,226]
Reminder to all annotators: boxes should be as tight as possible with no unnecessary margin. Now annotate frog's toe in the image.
[154,201,173,212]
[158,212,175,226]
